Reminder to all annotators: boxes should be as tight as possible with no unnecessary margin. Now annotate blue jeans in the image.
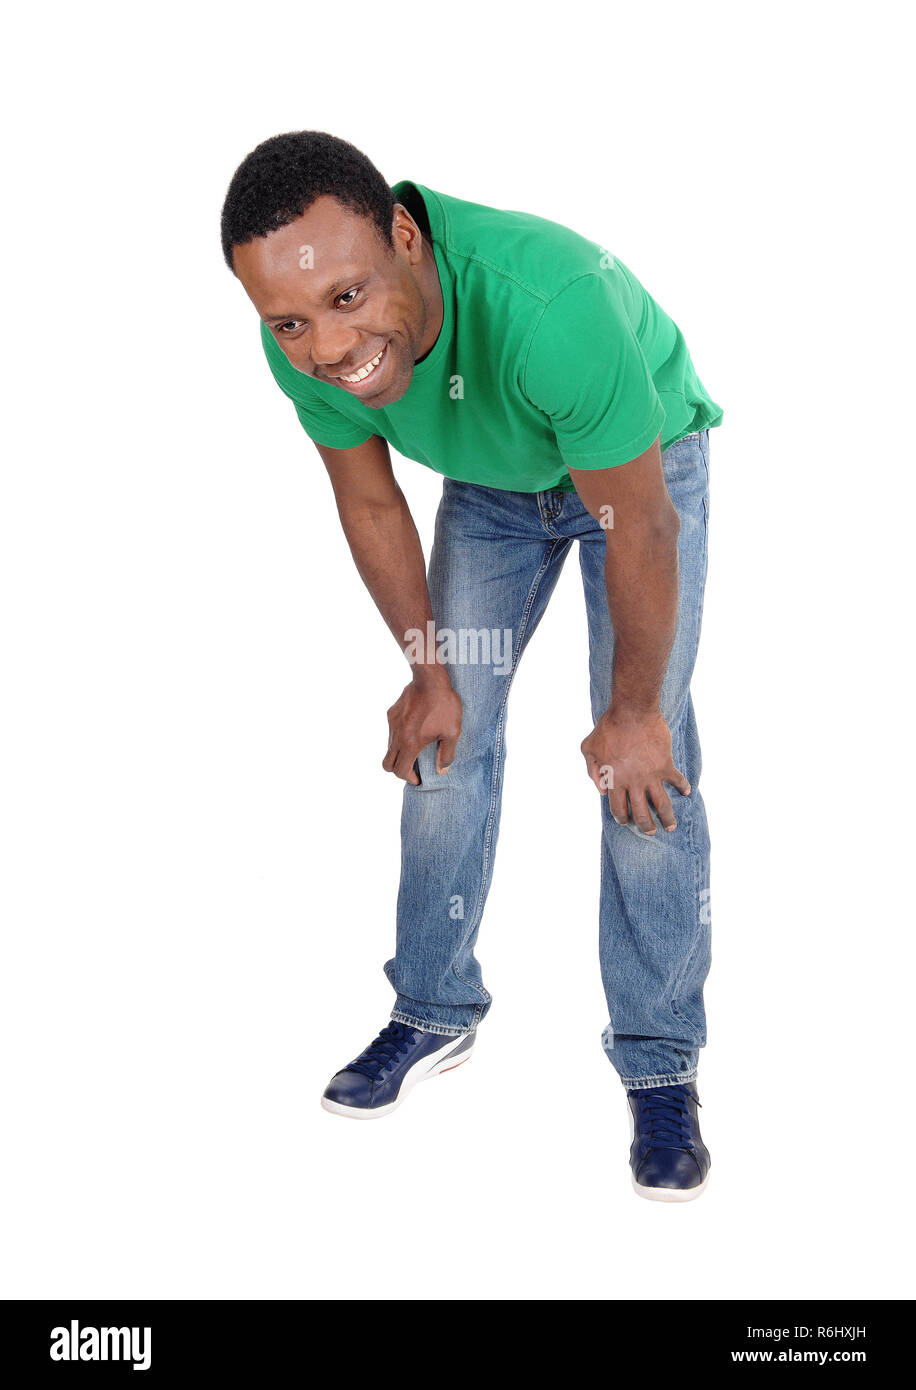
[384,430,711,1088]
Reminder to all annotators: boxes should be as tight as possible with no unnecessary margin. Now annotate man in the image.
[221,131,722,1201]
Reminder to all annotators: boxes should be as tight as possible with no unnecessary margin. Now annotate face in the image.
[232,196,440,408]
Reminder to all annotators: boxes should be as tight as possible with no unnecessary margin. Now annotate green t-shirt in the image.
[260,180,724,493]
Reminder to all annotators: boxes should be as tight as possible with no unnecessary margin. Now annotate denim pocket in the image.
[662,431,704,486]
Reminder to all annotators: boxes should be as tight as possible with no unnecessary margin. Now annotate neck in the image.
[415,236,444,360]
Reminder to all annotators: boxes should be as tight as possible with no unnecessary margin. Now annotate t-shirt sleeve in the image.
[259,322,373,450]
[522,273,666,470]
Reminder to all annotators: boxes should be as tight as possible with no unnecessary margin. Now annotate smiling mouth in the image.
[332,345,387,385]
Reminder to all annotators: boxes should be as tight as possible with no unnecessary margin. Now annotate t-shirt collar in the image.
[391,180,454,380]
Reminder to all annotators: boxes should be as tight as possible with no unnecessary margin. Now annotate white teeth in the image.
[341,348,384,383]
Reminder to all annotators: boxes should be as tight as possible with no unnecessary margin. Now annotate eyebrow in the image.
[262,273,365,323]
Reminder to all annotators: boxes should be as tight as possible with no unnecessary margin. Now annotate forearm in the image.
[569,441,690,826]
[604,516,680,715]
[336,489,450,689]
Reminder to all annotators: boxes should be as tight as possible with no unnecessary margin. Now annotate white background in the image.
[2,1,912,1301]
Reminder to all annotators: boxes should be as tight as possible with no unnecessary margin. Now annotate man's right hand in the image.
[312,434,462,786]
[383,672,462,785]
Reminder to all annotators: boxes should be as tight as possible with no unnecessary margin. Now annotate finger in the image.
[628,788,657,835]
[382,741,398,774]
[437,735,458,773]
[649,782,677,832]
[608,787,629,825]
[581,749,600,788]
[584,753,611,795]
[382,742,416,782]
[393,748,421,785]
[665,765,692,798]
[595,762,615,794]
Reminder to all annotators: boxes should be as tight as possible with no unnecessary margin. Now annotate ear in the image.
[391,203,422,261]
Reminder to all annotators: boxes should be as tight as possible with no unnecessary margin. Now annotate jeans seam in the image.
[663,437,709,1032]
[670,852,704,1029]
[666,708,705,1031]
[451,537,568,1002]
[622,1070,698,1089]
[701,432,710,560]
[536,490,564,535]
[389,1010,469,1038]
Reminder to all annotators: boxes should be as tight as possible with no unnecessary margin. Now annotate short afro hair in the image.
[220,130,396,273]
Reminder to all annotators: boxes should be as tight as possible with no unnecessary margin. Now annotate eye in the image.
[336,287,362,307]
[277,320,306,335]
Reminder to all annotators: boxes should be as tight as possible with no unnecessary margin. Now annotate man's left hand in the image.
[581,709,691,834]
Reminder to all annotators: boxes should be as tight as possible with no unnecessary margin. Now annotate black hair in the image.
[220,130,395,272]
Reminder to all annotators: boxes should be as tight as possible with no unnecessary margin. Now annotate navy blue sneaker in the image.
[321,1021,475,1119]
[627,1082,711,1202]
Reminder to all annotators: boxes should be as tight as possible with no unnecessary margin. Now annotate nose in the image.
[308,320,360,371]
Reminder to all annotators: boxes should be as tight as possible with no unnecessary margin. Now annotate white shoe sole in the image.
[320,1034,474,1120]
[631,1172,710,1202]
[627,1098,710,1201]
